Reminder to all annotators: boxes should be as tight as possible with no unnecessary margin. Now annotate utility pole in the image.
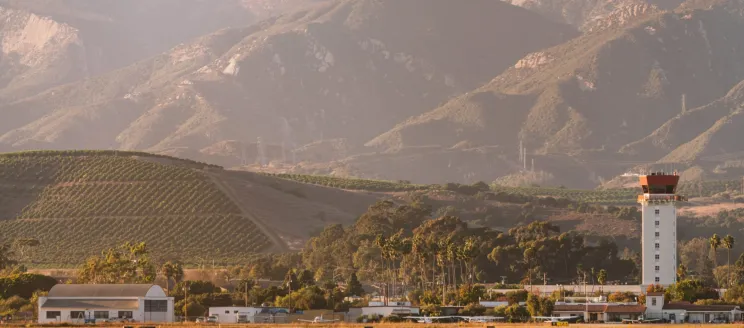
[184,281,189,322]
[543,273,547,297]
[584,272,588,321]
[442,273,446,307]
[532,158,535,173]
[523,148,527,170]
[288,277,293,321]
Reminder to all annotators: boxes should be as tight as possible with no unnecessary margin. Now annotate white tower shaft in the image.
[640,200,677,286]
[637,173,682,288]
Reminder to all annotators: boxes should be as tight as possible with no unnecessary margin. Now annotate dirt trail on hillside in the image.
[204,171,289,253]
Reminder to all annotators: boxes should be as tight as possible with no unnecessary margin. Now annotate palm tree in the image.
[159,262,176,294]
[173,262,184,285]
[159,261,183,295]
[411,235,430,291]
[710,234,722,267]
[597,269,607,286]
[461,237,480,285]
[374,234,389,305]
[723,235,735,287]
[446,239,457,293]
[437,238,452,305]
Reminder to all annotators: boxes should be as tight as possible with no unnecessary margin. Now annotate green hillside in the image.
[0,151,271,266]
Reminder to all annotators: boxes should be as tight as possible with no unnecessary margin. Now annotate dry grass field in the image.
[17,324,737,328]
[4,321,742,327]
[184,325,739,328]
[139,324,739,328]
[206,325,737,328]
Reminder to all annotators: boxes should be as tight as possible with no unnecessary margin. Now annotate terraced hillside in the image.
[0,151,391,266]
[4,150,743,270]
[0,151,275,266]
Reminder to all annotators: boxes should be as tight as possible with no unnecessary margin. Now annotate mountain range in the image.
[2,0,744,188]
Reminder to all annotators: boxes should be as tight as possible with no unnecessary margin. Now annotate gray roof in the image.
[41,299,139,309]
[663,302,738,312]
[48,284,155,298]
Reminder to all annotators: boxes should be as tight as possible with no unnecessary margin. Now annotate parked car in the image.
[195,317,207,323]
[207,315,218,323]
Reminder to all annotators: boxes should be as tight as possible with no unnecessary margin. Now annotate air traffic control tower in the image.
[638,172,685,287]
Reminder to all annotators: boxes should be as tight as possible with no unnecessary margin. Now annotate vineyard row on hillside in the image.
[16,180,241,219]
[267,173,744,204]
[0,156,206,183]
[0,214,271,266]
[0,150,221,169]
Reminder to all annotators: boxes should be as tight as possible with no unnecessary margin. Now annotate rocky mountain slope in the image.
[0,0,327,102]
[502,0,685,31]
[0,0,576,163]
[2,0,744,187]
[0,0,258,101]
[365,1,744,186]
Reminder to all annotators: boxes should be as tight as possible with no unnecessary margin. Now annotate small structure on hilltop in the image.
[38,284,174,324]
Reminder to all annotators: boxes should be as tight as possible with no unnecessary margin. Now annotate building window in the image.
[655,266,660,271]
[655,221,660,226]
[94,311,109,319]
[655,254,660,260]
[655,232,660,237]
[145,300,168,312]
[655,243,660,249]
[225,310,230,314]
[46,311,61,319]
[655,277,660,282]
[655,209,660,215]
[234,310,239,313]
[70,311,85,320]
[651,298,657,306]
[118,311,133,319]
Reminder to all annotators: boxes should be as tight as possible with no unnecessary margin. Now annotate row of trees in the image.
[300,200,637,306]
[709,233,736,287]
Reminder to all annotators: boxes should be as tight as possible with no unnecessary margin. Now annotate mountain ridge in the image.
[2,0,744,187]
[0,0,577,173]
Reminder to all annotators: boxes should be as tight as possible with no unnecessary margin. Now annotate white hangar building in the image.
[38,284,174,324]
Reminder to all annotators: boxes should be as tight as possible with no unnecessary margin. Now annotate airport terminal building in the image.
[38,284,174,324]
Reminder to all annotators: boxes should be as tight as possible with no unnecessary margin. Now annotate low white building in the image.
[38,284,174,324]
[645,292,743,323]
[552,302,646,322]
[208,306,289,323]
[360,301,419,317]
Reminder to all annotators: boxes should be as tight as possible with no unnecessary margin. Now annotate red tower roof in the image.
[639,173,679,195]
